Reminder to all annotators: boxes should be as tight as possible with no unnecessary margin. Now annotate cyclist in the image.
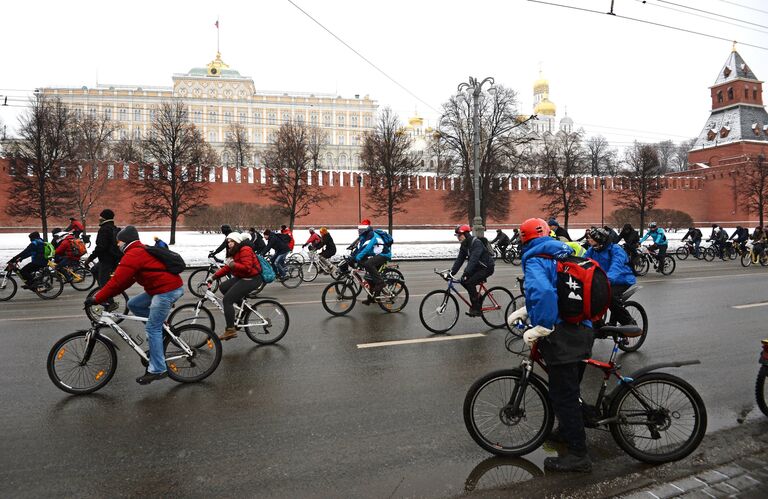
[85,225,184,385]
[508,217,593,473]
[449,224,495,317]
[354,221,392,305]
[280,224,295,252]
[9,231,46,288]
[584,227,636,326]
[680,226,703,258]
[248,227,266,253]
[707,224,728,260]
[729,225,749,255]
[65,217,85,238]
[348,218,371,253]
[153,236,169,249]
[209,224,233,258]
[302,228,322,251]
[206,231,263,341]
[490,229,510,259]
[510,227,521,247]
[53,231,79,279]
[617,223,640,258]
[639,222,668,273]
[603,225,620,244]
[752,226,767,260]
[548,218,572,241]
[316,227,336,272]
[83,209,122,310]
[261,229,291,280]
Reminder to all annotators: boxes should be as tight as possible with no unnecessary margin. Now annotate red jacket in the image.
[305,233,321,247]
[55,235,75,257]
[213,245,260,280]
[94,241,182,303]
[282,228,295,251]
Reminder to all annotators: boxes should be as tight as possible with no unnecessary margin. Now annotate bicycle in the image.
[50,259,96,291]
[741,242,768,267]
[757,339,768,417]
[47,307,222,395]
[344,260,404,297]
[321,258,408,316]
[419,269,515,333]
[167,285,289,345]
[299,248,341,282]
[188,256,227,298]
[271,254,303,288]
[632,245,675,276]
[675,241,704,260]
[0,261,64,301]
[463,324,707,463]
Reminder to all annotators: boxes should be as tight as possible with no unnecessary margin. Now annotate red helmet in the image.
[520,218,549,243]
[454,224,471,236]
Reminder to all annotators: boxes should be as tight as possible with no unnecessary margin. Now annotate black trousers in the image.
[19,262,43,282]
[219,276,263,329]
[608,284,632,325]
[461,266,493,309]
[361,255,388,287]
[548,362,588,456]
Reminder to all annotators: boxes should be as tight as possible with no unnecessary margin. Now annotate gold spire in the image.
[206,52,230,77]
[732,40,737,52]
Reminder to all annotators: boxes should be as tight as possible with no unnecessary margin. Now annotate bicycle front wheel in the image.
[481,287,516,329]
[609,372,707,463]
[703,247,716,262]
[300,261,319,282]
[617,301,648,352]
[165,325,222,383]
[756,365,768,417]
[167,302,215,331]
[419,290,459,334]
[188,268,216,298]
[70,266,96,291]
[378,279,409,313]
[47,328,117,395]
[322,280,357,316]
[0,274,17,301]
[35,271,64,299]
[280,263,303,288]
[464,369,554,457]
[632,256,649,276]
[243,299,289,345]
[741,252,753,267]
[675,246,689,261]
[85,289,130,324]
[660,255,676,275]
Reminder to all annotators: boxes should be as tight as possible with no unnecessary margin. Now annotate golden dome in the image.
[534,98,556,116]
[409,115,424,127]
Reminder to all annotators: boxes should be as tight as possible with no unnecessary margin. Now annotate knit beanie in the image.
[99,209,115,220]
[117,225,139,243]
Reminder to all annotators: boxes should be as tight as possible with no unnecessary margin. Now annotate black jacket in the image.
[553,226,571,241]
[261,233,290,255]
[681,228,702,242]
[250,232,266,252]
[618,227,639,247]
[319,232,336,254]
[730,227,749,242]
[491,232,510,246]
[88,220,120,266]
[451,236,494,277]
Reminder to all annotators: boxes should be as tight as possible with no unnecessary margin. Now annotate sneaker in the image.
[543,453,592,473]
[361,296,374,305]
[135,371,168,385]
[465,308,482,317]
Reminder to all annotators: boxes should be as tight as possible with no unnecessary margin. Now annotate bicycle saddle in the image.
[596,325,642,338]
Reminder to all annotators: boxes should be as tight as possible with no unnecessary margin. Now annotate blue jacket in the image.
[585,243,636,287]
[354,230,392,262]
[640,228,667,245]
[521,237,573,329]
[14,238,46,266]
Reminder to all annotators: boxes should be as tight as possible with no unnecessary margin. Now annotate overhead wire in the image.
[656,0,768,30]
[716,0,768,15]
[637,0,768,35]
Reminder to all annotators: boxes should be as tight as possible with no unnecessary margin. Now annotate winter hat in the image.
[28,231,41,240]
[358,219,371,230]
[226,231,246,244]
[99,209,115,220]
[547,218,559,227]
[117,225,139,243]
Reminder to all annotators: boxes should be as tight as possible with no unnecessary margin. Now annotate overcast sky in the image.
[1,0,767,152]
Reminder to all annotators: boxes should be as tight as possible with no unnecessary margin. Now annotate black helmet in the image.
[712,224,718,228]
[587,227,610,247]
[220,224,232,235]
[496,228,502,232]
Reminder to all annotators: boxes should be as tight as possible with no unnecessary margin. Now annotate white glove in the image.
[507,306,528,326]
[523,325,553,347]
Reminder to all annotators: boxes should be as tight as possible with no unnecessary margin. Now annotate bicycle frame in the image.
[441,273,500,312]
[194,288,270,328]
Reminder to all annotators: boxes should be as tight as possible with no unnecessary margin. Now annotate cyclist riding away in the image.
[209,224,233,258]
[261,229,291,280]
[9,231,46,288]
[681,226,703,258]
[316,227,337,272]
[584,227,636,326]
[206,231,263,341]
[752,226,767,259]
[639,222,668,273]
[85,225,184,385]
[490,229,510,259]
[449,224,495,317]
[354,220,392,305]
[280,224,295,252]
[507,217,593,473]
[248,227,266,253]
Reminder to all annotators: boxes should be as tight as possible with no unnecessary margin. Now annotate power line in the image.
[527,0,768,51]
[717,0,768,15]
[284,0,441,115]
[638,0,768,35]
[657,0,768,30]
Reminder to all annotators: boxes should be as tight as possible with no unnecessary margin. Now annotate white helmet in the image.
[226,231,246,244]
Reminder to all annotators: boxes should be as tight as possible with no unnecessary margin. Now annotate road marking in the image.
[357,333,486,349]
[0,314,82,322]
[732,302,768,309]
[641,271,767,284]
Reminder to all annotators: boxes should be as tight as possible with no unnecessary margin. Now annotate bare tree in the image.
[129,100,215,244]
[307,126,327,170]
[537,131,592,229]
[223,122,253,173]
[735,152,768,226]
[584,135,616,176]
[655,140,675,174]
[360,108,422,233]
[672,138,697,172]
[111,137,143,164]
[261,122,336,229]
[436,85,532,223]
[615,142,663,231]
[4,95,75,239]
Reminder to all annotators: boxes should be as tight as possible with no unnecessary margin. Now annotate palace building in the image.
[39,52,378,170]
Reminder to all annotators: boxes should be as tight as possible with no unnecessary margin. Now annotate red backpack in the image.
[67,238,87,259]
[536,255,611,324]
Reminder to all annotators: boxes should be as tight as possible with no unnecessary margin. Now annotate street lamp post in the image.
[600,177,606,227]
[357,174,362,222]
[458,76,495,239]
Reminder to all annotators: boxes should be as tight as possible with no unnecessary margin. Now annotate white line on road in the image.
[357,333,486,349]
[732,302,768,309]
[0,314,82,322]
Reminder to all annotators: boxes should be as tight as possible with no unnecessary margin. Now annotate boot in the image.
[219,327,238,341]
[543,453,592,473]
[465,297,482,317]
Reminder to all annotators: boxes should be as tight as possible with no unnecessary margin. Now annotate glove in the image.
[84,296,97,308]
[523,325,553,347]
[507,306,528,326]
[228,260,236,269]
[302,243,307,248]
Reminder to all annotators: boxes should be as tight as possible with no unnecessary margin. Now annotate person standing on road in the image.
[86,226,184,385]
[84,209,121,310]
[507,217,593,473]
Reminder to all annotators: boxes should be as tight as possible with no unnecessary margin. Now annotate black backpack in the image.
[144,246,186,274]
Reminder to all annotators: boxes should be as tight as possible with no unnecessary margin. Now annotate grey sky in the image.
[1,0,766,151]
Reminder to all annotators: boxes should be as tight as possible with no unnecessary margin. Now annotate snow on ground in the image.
[0,227,702,267]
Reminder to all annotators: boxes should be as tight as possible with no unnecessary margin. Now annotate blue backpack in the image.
[374,229,393,253]
[257,254,275,283]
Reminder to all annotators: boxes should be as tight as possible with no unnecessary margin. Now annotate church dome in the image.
[408,115,424,127]
[560,114,573,126]
[534,98,556,116]
[534,78,549,93]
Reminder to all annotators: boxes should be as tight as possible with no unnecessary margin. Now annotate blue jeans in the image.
[127,286,184,374]
[273,251,288,278]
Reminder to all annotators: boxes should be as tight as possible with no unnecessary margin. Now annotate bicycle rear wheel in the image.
[378,279,409,313]
[756,365,768,417]
[301,261,319,282]
[703,247,716,261]
[243,299,289,345]
[660,255,676,275]
[70,266,96,291]
[481,287,515,329]
[35,270,64,299]
[167,302,215,331]
[164,325,222,383]
[47,328,117,395]
[419,290,459,334]
[741,252,753,267]
[632,256,649,276]
[464,369,554,457]
[609,372,707,463]
[85,289,130,324]
[0,274,17,301]
[280,262,303,288]
[617,301,648,352]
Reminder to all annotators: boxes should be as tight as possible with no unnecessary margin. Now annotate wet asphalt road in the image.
[1,258,767,497]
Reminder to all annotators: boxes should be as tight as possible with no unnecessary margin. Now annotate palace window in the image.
[363,115,372,127]
[296,114,304,123]
[209,131,216,143]
[119,108,127,122]
[133,128,141,140]
[338,135,345,145]
[310,113,318,125]
[208,111,217,124]
[134,109,141,122]
[268,112,277,125]
[239,112,246,124]
[193,110,202,123]
[120,129,127,140]
[727,87,734,100]
[339,154,347,168]
[149,109,156,122]
[717,91,723,103]
[282,113,291,124]
[89,107,97,118]
[351,115,358,128]
[337,115,345,128]
[224,111,232,124]
[324,114,331,127]
[745,87,750,99]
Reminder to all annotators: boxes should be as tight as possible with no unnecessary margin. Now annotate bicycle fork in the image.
[502,360,534,423]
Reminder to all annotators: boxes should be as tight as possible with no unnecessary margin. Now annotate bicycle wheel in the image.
[85,288,130,324]
[510,250,521,266]
[617,301,648,352]
[35,270,64,299]
[464,369,554,457]
[0,274,17,301]
[188,268,216,298]
[608,372,707,463]
[378,279,409,313]
[167,302,215,331]
[322,280,357,316]
[675,246,689,261]
[703,247,716,262]
[481,287,515,329]
[632,256,649,277]
[419,290,460,334]
[286,253,305,265]
[756,365,768,417]
[164,324,222,383]
[69,266,96,291]
[761,254,768,267]
[464,456,544,493]
[280,262,303,288]
[741,252,753,267]
[301,261,319,282]
[47,328,117,395]
[243,299,289,345]
[660,255,676,275]
[728,246,738,260]
[382,267,404,283]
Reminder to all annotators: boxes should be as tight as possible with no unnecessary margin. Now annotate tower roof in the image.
[713,49,759,86]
